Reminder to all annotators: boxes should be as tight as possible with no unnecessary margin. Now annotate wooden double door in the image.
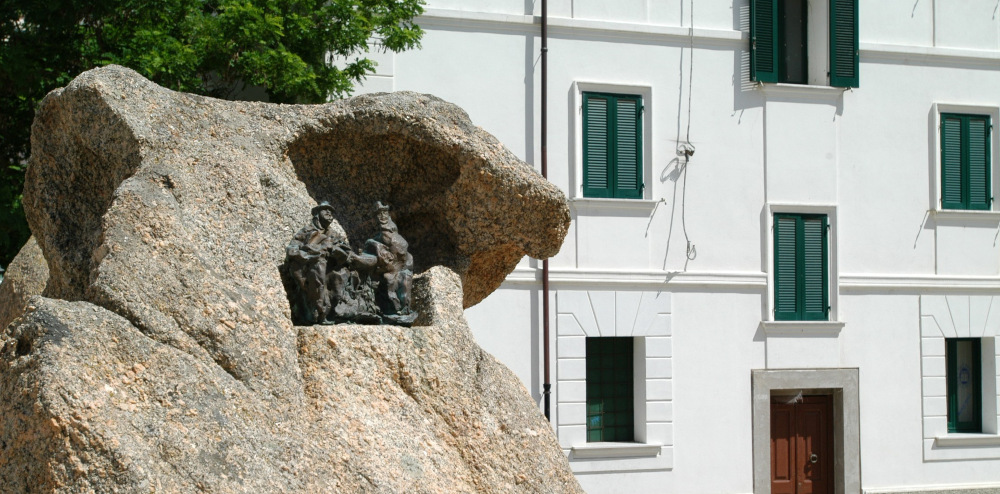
[770,394,834,494]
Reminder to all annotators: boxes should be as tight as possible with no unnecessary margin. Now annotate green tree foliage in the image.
[0,0,424,267]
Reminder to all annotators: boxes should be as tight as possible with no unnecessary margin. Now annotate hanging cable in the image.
[681,0,697,261]
[686,0,695,146]
[680,151,696,261]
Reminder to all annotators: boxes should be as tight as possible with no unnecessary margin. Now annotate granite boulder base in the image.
[0,66,578,493]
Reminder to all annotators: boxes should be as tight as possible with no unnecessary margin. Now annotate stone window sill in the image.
[935,433,1000,447]
[760,321,845,337]
[571,442,662,459]
[758,83,848,98]
[569,198,660,214]
[930,209,1000,222]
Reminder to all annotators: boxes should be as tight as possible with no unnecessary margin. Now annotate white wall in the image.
[463,286,541,401]
[426,0,530,16]
[670,291,762,493]
[352,1,1000,492]
[933,1,1000,51]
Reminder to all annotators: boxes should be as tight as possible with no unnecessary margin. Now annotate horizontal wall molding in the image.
[860,42,1000,66]
[418,8,536,33]
[841,274,1000,292]
[501,269,1000,292]
[420,10,1000,66]
[419,9,743,45]
[500,268,767,288]
[864,484,1000,494]
[545,17,742,46]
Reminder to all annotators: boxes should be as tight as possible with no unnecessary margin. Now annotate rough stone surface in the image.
[23,65,569,401]
[0,237,49,331]
[2,269,580,493]
[1,66,580,493]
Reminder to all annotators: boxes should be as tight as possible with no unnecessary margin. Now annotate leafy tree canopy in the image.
[0,0,424,267]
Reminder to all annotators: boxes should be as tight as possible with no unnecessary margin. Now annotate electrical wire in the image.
[686,0,695,146]
[681,0,696,261]
[680,153,695,261]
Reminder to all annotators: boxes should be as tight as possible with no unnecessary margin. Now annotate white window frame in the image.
[571,81,654,202]
[930,103,1000,217]
[763,204,841,327]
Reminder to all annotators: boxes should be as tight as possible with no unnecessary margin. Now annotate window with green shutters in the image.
[750,0,858,87]
[583,92,643,199]
[946,338,982,433]
[773,213,829,321]
[941,113,992,210]
[586,337,634,442]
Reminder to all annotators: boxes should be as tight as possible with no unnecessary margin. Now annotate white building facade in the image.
[352,1,1000,492]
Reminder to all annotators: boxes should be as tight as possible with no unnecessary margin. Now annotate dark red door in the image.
[771,395,834,494]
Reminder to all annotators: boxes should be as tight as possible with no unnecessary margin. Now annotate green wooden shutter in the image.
[801,216,829,320]
[614,96,643,199]
[583,92,644,199]
[967,116,991,210]
[829,0,859,87]
[775,214,829,321]
[750,0,779,83]
[941,115,964,209]
[583,94,612,198]
[942,114,992,210]
[774,215,799,320]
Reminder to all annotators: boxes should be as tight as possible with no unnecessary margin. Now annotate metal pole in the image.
[540,0,551,422]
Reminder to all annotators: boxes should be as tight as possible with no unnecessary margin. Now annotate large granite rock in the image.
[0,237,48,331]
[0,66,579,493]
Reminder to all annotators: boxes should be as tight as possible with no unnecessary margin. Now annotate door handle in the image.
[810,453,819,464]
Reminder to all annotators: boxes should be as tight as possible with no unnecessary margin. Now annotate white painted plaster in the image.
[351,75,393,94]
[763,98,840,205]
[572,0,646,24]
[645,336,672,358]
[393,1,1000,490]
[766,333,843,369]
[935,222,1000,276]
[463,288,540,399]
[933,1,1000,51]
[424,0,527,16]
[861,0,933,46]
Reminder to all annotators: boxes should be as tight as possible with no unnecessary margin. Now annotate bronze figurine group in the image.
[283,201,417,327]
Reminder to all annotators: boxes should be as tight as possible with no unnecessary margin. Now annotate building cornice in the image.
[418,9,743,45]
[418,8,536,33]
[499,268,1000,292]
[859,42,1000,66]
[501,267,767,288]
[840,274,1000,292]
[418,10,1000,65]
